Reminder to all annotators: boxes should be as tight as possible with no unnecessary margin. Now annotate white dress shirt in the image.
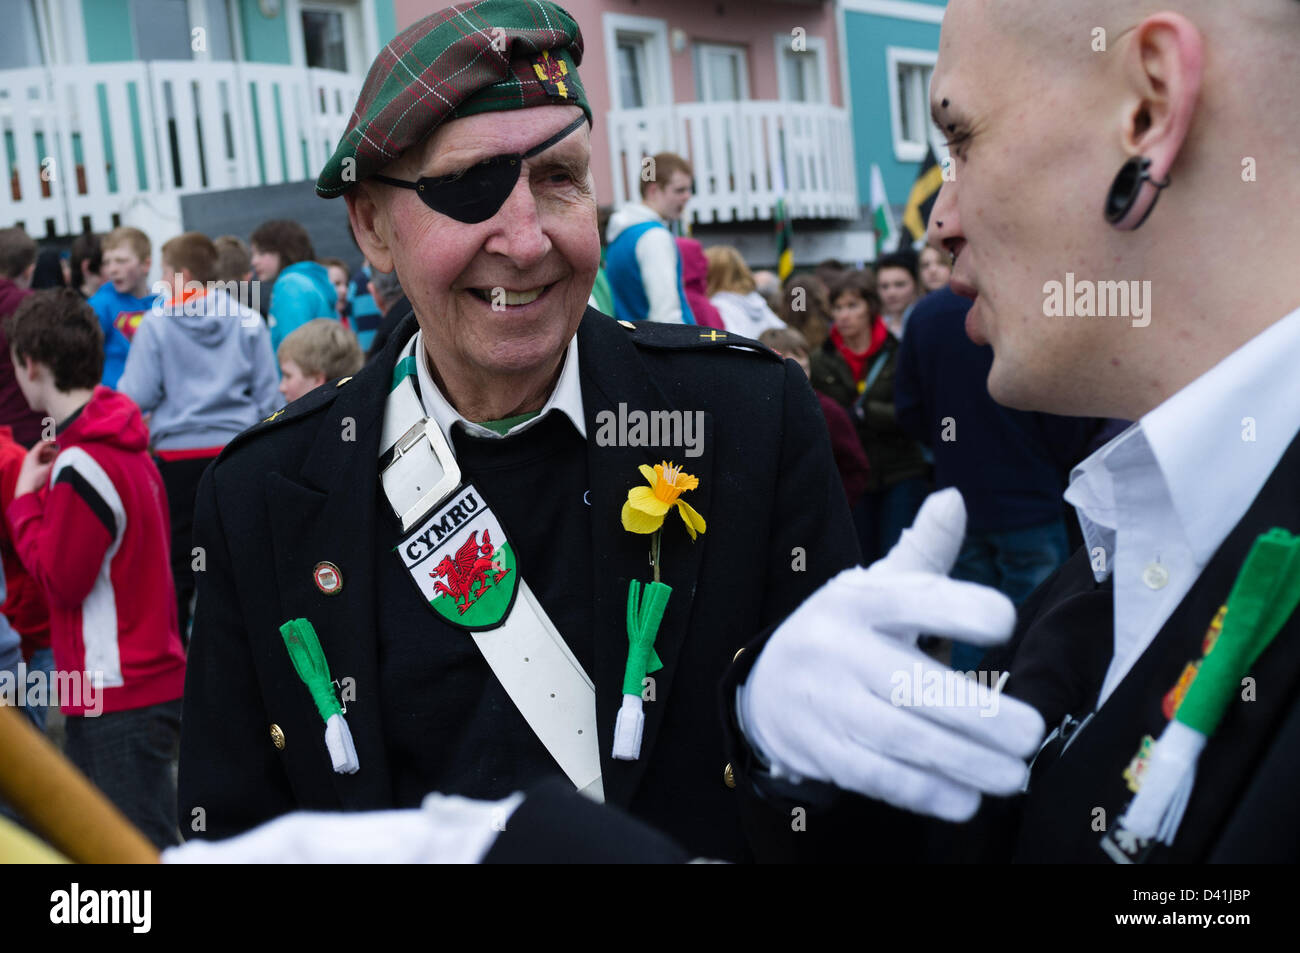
[414,329,587,445]
[1064,305,1300,708]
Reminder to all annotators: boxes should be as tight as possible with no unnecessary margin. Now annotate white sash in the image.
[380,334,603,801]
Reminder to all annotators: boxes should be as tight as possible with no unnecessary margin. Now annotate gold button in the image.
[270,724,285,750]
[732,647,745,663]
[336,376,352,387]
[618,320,636,330]
[723,763,736,788]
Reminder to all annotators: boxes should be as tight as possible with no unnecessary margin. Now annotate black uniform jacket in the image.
[178,309,859,860]
[718,423,1300,863]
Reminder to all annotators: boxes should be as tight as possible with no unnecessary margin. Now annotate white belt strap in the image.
[381,333,604,801]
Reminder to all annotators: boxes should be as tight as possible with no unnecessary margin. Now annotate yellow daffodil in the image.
[621,461,707,540]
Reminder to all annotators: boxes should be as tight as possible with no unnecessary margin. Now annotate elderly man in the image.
[719,0,1300,863]
[177,0,855,862]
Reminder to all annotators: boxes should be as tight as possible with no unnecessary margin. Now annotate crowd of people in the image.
[0,180,1116,850]
[2,0,1295,870]
[0,221,374,845]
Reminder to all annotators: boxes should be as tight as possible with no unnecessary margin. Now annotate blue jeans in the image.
[64,698,182,849]
[21,646,54,732]
[949,518,1070,671]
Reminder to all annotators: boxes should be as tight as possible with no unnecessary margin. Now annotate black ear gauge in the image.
[1104,156,1171,230]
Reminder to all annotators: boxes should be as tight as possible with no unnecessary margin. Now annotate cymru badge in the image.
[395,484,518,631]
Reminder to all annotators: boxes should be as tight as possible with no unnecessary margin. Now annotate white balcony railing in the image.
[606,100,859,224]
[1,61,360,236]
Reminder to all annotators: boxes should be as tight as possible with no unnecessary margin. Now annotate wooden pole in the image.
[0,704,159,863]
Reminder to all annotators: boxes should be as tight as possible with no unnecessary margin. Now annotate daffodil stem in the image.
[652,529,662,584]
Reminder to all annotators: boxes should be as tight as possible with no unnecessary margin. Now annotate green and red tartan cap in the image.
[317,0,592,198]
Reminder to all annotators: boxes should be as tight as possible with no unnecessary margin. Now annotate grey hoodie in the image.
[118,289,280,450]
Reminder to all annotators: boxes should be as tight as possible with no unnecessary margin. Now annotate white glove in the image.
[161,791,525,864]
[739,489,1046,822]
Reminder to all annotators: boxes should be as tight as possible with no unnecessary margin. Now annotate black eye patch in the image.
[370,113,588,223]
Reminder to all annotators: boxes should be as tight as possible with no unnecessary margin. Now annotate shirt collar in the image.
[1065,304,1300,580]
[1141,304,1300,566]
[413,329,587,445]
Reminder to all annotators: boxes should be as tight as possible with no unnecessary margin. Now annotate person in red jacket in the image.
[5,288,186,849]
[0,424,52,729]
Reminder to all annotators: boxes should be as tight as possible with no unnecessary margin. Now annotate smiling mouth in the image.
[467,283,556,307]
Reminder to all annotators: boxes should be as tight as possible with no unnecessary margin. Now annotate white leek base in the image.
[612,693,645,760]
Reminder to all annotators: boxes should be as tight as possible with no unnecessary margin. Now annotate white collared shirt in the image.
[413,329,587,445]
[1064,305,1300,708]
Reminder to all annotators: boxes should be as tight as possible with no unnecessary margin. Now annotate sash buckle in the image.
[382,417,462,532]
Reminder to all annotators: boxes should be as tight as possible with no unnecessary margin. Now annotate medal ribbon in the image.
[1121,528,1300,843]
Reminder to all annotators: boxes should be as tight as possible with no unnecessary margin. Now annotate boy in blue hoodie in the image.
[249,220,336,354]
[118,233,279,641]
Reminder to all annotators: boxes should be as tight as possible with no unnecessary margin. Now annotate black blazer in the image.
[178,309,860,860]
[719,424,1300,863]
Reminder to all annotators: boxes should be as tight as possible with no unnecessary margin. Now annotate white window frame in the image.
[886,46,937,163]
[602,13,671,111]
[693,42,750,103]
[772,33,829,104]
[289,0,366,75]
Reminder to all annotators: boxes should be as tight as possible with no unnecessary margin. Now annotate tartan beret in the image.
[317,0,591,198]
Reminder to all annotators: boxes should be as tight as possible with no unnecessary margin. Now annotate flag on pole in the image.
[901,147,945,246]
[870,164,899,257]
[774,158,794,281]
[774,196,794,282]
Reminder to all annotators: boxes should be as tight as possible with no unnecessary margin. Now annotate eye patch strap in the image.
[520,112,588,160]
[370,113,588,191]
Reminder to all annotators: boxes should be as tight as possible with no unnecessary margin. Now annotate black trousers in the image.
[155,454,219,645]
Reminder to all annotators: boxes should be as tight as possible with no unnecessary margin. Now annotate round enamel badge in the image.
[313,561,343,595]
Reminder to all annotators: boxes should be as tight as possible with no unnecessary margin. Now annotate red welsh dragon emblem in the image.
[430,530,511,614]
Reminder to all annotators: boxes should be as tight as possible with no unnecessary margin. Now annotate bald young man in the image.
[721,0,1300,863]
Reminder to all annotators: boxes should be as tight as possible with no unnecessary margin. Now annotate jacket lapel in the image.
[1020,426,1300,860]
[578,314,714,807]
[261,313,418,810]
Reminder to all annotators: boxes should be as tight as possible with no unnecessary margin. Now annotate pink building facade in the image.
[394,0,858,241]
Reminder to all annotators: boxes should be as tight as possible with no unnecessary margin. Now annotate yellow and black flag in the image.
[901,147,944,244]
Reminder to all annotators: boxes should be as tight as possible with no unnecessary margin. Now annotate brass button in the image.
[732,647,745,663]
[336,376,352,387]
[723,763,736,788]
[618,320,636,330]
[270,724,286,750]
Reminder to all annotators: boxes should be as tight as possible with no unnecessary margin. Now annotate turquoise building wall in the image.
[843,0,945,210]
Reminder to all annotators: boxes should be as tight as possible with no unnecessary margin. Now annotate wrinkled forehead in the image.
[398,104,590,177]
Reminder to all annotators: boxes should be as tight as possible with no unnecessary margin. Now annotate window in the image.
[131,0,193,61]
[603,14,670,111]
[775,34,828,103]
[617,40,648,109]
[302,8,348,72]
[886,47,938,162]
[694,43,749,102]
[199,0,235,61]
[0,1,43,67]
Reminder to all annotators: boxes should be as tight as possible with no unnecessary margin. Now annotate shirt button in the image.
[1142,562,1170,590]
